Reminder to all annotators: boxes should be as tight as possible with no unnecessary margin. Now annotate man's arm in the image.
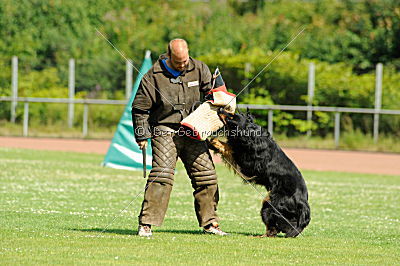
[132,76,154,144]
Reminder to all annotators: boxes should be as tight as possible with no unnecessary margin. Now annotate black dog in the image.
[208,109,310,237]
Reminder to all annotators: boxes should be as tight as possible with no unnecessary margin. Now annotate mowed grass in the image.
[1,148,399,264]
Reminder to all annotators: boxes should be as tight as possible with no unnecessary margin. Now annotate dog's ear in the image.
[246,107,253,117]
[245,110,254,123]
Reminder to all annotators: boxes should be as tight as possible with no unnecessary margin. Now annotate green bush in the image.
[199,49,400,137]
[1,0,399,95]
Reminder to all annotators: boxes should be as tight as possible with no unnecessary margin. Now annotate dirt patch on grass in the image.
[1,136,399,175]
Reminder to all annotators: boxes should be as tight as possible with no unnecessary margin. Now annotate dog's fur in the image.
[208,109,310,237]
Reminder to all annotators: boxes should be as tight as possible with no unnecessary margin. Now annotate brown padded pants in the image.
[138,133,219,227]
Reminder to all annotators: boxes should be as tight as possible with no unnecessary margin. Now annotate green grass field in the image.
[1,148,399,264]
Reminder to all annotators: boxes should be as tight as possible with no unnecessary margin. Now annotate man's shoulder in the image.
[191,57,209,68]
[142,64,158,80]
[190,58,210,75]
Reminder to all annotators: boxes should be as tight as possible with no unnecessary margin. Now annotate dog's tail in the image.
[286,201,311,238]
[285,225,303,238]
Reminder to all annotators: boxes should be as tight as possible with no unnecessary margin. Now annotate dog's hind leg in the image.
[259,194,278,237]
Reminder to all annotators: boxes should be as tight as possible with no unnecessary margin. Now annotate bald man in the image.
[132,39,227,237]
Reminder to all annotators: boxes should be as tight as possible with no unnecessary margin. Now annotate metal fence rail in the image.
[0,97,126,137]
[1,97,399,146]
[237,103,400,147]
[237,104,400,115]
[0,96,126,104]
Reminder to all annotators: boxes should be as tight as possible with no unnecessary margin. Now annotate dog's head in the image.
[217,107,254,130]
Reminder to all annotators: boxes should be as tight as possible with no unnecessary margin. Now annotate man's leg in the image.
[177,136,219,227]
[139,134,177,226]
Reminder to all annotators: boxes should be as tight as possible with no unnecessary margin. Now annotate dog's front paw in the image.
[208,138,223,149]
[206,138,219,151]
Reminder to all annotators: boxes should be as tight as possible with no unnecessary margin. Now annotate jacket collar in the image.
[153,53,195,75]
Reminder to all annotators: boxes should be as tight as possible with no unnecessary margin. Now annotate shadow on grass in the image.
[70,228,261,236]
[71,228,136,235]
[71,228,207,236]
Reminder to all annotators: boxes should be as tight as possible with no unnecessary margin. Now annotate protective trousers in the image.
[138,133,219,227]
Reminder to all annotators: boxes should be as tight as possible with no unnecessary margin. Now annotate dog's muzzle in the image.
[217,107,234,125]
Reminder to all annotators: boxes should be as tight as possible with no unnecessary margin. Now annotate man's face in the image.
[170,51,189,72]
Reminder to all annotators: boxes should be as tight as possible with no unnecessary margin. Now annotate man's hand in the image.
[137,140,148,150]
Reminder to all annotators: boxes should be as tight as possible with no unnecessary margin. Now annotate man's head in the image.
[167,39,189,72]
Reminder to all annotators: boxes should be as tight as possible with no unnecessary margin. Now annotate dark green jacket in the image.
[132,54,212,141]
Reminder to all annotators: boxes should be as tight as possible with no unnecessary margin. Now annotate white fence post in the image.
[268,110,273,136]
[334,112,340,148]
[126,59,133,100]
[373,63,383,143]
[23,102,29,137]
[68,59,75,128]
[307,62,315,137]
[11,56,18,123]
[82,104,88,137]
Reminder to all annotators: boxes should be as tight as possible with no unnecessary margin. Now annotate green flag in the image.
[103,51,153,171]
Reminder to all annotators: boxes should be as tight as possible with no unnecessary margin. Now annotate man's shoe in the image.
[203,222,228,236]
[138,224,152,237]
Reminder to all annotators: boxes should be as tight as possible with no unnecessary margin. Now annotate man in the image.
[132,39,227,237]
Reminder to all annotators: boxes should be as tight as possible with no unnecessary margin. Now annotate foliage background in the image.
[0,0,399,137]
